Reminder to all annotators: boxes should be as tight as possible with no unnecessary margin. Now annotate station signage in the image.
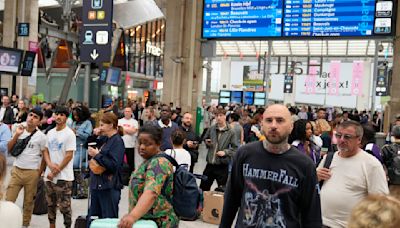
[202,0,396,39]
[80,0,113,64]
[376,62,389,96]
[18,23,30,37]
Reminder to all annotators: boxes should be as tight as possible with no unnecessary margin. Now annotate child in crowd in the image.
[165,130,192,171]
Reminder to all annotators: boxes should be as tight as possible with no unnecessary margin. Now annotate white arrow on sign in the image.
[90,49,99,60]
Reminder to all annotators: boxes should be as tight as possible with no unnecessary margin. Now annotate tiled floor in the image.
[5,144,220,228]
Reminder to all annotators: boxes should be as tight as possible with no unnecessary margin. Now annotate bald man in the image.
[221,104,322,228]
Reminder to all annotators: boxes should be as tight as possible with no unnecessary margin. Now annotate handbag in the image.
[89,159,106,175]
[10,129,37,157]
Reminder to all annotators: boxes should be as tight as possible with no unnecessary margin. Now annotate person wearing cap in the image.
[43,106,76,228]
[5,109,47,228]
[173,107,182,126]
[382,125,400,199]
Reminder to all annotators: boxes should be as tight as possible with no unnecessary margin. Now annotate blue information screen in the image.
[203,0,283,38]
[203,0,393,38]
[283,0,375,37]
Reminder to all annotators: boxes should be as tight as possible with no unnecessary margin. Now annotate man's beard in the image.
[337,145,349,152]
[183,122,191,128]
[266,135,288,145]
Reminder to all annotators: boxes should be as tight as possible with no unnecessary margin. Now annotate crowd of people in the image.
[0,95,399,228]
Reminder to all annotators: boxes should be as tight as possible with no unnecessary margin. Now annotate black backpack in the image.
[319,152,336,187]
[382,143,400,185]
[152,153,204,220]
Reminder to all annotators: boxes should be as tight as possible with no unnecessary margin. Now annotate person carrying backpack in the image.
[119,125,178,228]
[382,125,400,199]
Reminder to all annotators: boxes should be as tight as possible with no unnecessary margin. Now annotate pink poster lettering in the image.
[305,61,319,94]
[351,61,364,96]
[328,61,341,96]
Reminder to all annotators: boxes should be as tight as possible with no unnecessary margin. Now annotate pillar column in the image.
[163,0,204,118]
[387,2,400,132]
[3,0,38,98]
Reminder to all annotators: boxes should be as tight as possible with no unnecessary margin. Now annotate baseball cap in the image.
[54,106,70,116]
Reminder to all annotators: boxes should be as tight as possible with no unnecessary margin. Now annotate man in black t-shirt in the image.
[221,104,322,228]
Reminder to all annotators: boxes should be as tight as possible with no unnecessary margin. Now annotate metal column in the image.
[205,58,212,105]
[263,40,272,106]
[83,64,90,105]
[371,40,379,112]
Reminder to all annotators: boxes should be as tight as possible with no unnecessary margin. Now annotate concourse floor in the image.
[4,144,219,228]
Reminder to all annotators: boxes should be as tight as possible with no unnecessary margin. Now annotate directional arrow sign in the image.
[90,49,99,60]
[80,0,113,64]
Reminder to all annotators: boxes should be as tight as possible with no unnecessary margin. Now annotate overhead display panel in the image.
[202,0,396,39]
[203,0,283,38]
[283,0,375,37]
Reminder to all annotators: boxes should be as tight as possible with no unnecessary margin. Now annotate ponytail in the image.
[117,125,124,136]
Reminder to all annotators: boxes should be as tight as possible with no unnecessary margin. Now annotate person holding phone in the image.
[200,108,238,192]
[180,112,200,173]
[87,112,125,219]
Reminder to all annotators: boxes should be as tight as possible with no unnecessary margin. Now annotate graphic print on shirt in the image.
[48,138,63,152]
[243,180,289,228]
[242,163,300,227]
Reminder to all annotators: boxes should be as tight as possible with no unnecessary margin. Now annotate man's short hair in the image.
[55,106,70,116]
[230,113,240,122]
[29,109,44,120]
[338,120,363,138]
[392,125,400,138]
[317,108,326,113]
[214,108,226,116]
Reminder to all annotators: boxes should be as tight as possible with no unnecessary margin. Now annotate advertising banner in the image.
[351,61,364,95]
[328,61,341,96]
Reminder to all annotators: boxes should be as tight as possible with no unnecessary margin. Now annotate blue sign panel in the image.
[203,0,283,38]
[18,23,30,37]
[202,0,395,38]
[81,0,113,64]
[20,51,36,76]
[283,0,375,37]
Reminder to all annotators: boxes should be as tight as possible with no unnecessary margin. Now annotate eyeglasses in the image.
[335,133,358,140]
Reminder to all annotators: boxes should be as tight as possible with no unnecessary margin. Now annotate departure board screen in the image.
[202,0,395,39]
[283,0,376,37]
[202,0,283,38]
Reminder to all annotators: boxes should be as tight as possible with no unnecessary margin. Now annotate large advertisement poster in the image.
[242,65,264,91]
[229,59,372,108]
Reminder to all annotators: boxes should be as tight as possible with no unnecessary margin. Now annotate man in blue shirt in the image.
[0,122,11,155]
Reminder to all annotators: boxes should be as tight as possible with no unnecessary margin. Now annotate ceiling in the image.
[0,0,131,10]
[216,40,394,57]
[0,0,392,58]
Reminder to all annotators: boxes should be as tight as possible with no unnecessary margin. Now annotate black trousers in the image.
[189,161,195,173]
[200,163,229,191]
[125,147,135,172]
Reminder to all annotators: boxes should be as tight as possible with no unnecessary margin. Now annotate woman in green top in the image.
[119,125,178,228]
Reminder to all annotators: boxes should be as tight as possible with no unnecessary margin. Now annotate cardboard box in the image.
[202,191,224,225]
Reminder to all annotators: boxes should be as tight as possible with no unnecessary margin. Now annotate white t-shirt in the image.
[44,126,76,183]
[165,148,191,171]
[0,201,22,228]
[0,107,5,121]
[118,118,139,148]
[319,150,389,228]
[14,127,47,170]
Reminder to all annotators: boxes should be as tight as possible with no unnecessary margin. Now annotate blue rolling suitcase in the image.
[90,218,157,228]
